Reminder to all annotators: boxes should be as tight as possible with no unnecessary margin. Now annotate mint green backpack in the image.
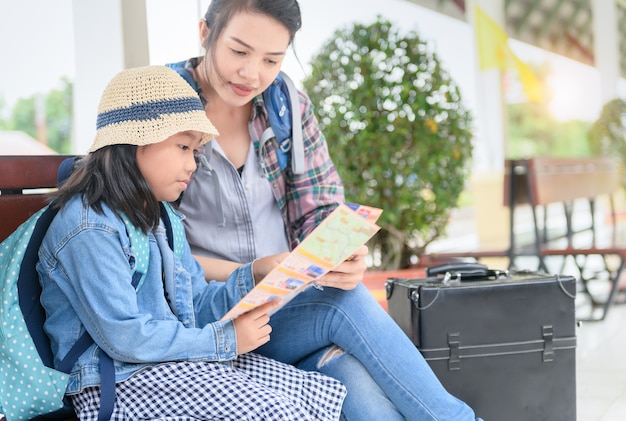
[0,202,184,421]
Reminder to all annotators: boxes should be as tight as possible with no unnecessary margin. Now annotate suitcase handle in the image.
[426,262,508,283]
[426,262,488,277]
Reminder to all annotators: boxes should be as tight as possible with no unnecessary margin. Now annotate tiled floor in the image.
[576,303,626,420]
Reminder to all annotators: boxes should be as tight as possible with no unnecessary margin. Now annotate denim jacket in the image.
[36,195,255,394]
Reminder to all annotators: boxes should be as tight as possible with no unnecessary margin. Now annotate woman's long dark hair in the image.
[51,145,160,233]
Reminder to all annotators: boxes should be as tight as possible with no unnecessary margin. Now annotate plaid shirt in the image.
[178,58,344,250]
[249,90,344,248]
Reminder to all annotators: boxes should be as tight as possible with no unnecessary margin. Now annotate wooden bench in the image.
[0,155,74,241]
[0,154,79,421]
[423,157,625,321]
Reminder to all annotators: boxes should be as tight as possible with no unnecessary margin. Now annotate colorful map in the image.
[221,203,381,320]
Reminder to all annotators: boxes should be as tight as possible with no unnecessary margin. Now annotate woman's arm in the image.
[194,252,289,283]
[193,254,242,282]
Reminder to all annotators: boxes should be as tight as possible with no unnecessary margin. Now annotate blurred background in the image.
[1,0,624,267]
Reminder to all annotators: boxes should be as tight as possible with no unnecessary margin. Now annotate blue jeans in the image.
[296,346,405,420]
[257,283,481,421]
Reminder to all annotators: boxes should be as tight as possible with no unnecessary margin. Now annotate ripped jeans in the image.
[257,283,482,421]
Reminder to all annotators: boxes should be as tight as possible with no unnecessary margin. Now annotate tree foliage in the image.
[506,63,591,159]
[508,104,592,158]
[0,96,10,130]
[302,16,473,269]
[588,98,626,187]
[1,77,72,153]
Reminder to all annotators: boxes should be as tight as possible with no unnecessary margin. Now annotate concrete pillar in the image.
[71,0,149,154]
[121,0,150,69]
[591,0,620,105]
[466,0,507,174]
[465,0,510,249]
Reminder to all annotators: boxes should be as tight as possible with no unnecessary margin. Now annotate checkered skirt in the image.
[71,352,346,420]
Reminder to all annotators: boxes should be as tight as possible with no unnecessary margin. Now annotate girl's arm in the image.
[51,224,242,363]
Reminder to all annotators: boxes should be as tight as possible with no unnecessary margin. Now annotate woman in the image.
[173,0,482,419]
[37,65,346,420]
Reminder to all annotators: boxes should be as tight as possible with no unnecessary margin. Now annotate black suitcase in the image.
[385,263,577,421]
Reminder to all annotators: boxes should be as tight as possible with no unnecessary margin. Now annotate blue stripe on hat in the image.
[97,97,204,129]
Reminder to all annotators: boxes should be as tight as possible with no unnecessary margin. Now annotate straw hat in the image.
[89,65,218,152]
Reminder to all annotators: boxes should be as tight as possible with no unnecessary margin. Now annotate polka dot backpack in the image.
[0,201,184,421]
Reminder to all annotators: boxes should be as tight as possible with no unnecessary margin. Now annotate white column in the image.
[71,0,149,154]
[465,0,510,249]
[466,0,506,174]
[121,0,150,69]
[591,0,620,104]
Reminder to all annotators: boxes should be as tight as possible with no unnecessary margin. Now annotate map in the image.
[221,203,381,320]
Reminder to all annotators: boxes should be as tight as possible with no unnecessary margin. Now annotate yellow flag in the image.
[474,5,511,70]
[473,5,543,102]
[512,55,543,103]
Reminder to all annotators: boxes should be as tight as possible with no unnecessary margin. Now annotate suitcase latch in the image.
[542,325,554,362]
[448,332,461,370]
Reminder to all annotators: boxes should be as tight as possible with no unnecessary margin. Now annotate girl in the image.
[171,0,482,420]
[37,65,346,420]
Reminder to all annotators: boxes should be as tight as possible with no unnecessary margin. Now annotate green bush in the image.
[303,16,473,269]
[588,98,626,187]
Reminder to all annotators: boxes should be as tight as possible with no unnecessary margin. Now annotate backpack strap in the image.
[118,212,150,290]
[161,202,186,258]
[56,334,115,421]
[58,206,182,421]
[262,71,305,175]
[280,72,305,175]
[166,60,304,175]
[18,206,60,365]
[81,205,182,421]
[14,205,115,421]
[118,203,185,289]
[53,211,150,421]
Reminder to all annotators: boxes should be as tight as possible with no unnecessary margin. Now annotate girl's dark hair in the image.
[203,0,302,50]
[51,145,160,233]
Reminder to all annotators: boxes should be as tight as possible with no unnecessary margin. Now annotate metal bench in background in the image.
[505,157,625,321]
[422,156,624,321]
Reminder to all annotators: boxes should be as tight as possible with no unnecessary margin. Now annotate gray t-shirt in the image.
[179,137,289,264]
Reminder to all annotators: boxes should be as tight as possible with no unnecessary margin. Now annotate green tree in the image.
[508,103,591,158]
[10,96,37,139]
[0,96,10,130]
[506,63,591,158]
[1,77,73,153]
[45,77,73,153]
[303,16,473,269]
[588,98,626,186]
